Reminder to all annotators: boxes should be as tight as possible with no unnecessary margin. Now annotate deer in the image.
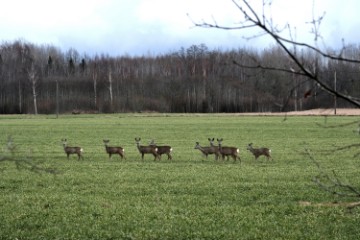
[62,139,83,160]
[149,139,173,160]
[103,139,126,160]
[208,137,221,160]
[247,143,272,160]
[217,138,241,162]
[135,137,159,161]
[194,139,220,160]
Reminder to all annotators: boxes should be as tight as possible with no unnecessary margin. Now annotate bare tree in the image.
[108,67,113,110]
[91,58,99,110]
[192,0,360,108]
[28,64,38,114]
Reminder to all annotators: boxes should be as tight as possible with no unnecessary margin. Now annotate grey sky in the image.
[1,0,359,56]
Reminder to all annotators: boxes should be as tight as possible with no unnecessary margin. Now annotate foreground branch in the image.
[193,0,360,108]
[1,137,58,174]
[305,148,360,198]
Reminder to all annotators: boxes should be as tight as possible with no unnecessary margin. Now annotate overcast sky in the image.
[1,0,359,56]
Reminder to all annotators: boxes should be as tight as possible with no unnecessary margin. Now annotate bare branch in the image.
[305,148,360,198]
[0,137,59,174]
[316,120,360,129]
[193,0,360,108]
[232,59,308,77]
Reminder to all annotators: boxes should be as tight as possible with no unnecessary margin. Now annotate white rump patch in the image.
[236,149,239,153]
[170,148,173,152]
[80,148,84,152]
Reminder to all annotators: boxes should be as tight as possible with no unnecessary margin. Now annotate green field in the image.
[0,114,359,239]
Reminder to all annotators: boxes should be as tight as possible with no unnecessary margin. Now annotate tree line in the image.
[0,40,359,114]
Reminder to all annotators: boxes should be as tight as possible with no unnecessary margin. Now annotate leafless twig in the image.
[193,0,360,108]
[305,148,360,198]
[0,136,58,174]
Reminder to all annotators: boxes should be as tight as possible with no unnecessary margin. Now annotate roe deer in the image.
[103,139,126,160]
[62,139,83,160]
[149,140,173,160]
[247,143,272,160]
[208,138,220,160]
[135,138,159,161]
[194,140,220,160]
[217,138,241,162]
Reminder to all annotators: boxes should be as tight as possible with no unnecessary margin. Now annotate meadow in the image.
[0,113,359,239]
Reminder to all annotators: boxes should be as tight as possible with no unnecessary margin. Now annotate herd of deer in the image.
[61,138,272,162]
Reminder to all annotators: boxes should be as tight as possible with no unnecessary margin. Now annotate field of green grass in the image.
[0,113,359,239]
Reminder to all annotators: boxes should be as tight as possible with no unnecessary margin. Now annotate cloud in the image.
[0,0,359,56]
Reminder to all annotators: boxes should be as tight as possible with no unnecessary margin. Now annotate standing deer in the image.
[247,143,272,160]
[194,139,220,160]
[208,138,220,160]
[217,138,241,162]
[149,140,173,160]
[103,139,126,160]
[62,139,83,160]
[135,137,159,161]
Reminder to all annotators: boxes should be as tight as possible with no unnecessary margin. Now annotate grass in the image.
[0,114,359,239]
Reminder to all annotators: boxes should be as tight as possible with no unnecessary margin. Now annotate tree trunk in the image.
[28,67,38,115]
[32,78,38,115]
[93,71,97,109]
[56,79,59,118]
[108,70,113,110]
[18,80,22,113]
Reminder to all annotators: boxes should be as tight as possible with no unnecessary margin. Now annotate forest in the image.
[0,40,359,114]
